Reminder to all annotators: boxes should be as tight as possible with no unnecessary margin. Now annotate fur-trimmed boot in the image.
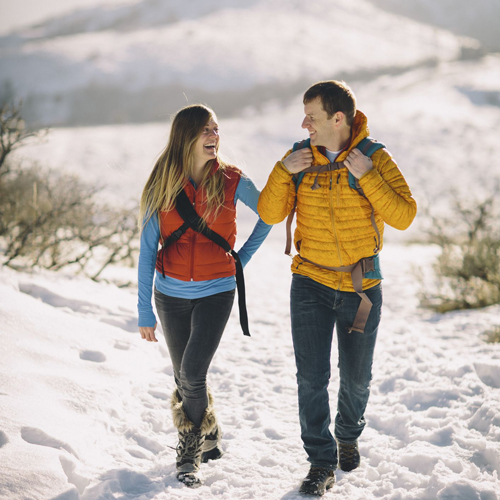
[202,424,223,463]
[171,390,217,487]
[201,388,224,463]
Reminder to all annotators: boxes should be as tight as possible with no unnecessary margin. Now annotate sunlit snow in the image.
[1,0,500,499]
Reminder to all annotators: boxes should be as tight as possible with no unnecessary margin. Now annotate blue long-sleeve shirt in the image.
[137,175,272,327]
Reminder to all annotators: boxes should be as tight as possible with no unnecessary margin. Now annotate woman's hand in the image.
[139,323,158,342]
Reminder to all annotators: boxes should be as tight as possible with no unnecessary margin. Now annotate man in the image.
[258,81,416,496]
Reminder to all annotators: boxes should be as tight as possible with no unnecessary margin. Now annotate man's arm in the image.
[357,149,417,231]
[257,149,313,224]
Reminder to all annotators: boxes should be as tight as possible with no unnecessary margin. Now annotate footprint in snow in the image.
[474,362,500,388]
[148,390,169,400]
[21,426,79,458]
[101,316,138,333]
[264,428,285,440]
[60,456,90,495]
[124,430,164,454]
[114,341,130,350]
[79,350,106,363]
[0,430,9,447]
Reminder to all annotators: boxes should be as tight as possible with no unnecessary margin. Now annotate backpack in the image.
[158,189,250,337]
[285,136,386,334]
[285,136,385,256]
[292,136,385,196]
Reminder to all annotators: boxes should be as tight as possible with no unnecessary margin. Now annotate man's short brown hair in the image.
[303,80,357,126]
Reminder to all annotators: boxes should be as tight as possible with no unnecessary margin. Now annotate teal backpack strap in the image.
[357,137,385,157]
[347,137,386,254]
[347,137,385,193]
[292,138,311,190]
[285,139,311,255]
[286,136,385,256]
[292,138,311,152]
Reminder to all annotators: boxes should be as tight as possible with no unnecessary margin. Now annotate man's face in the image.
[301,97,336,149]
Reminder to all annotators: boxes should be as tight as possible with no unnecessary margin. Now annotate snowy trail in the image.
[1,234,499,500]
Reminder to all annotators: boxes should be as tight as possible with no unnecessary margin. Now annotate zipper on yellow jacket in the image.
[329,172,343,290]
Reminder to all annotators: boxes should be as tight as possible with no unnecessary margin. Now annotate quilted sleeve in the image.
[257,153,297,225]
[358,149,417,230]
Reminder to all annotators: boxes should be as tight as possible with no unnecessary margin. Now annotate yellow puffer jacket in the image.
[257,110,417,292]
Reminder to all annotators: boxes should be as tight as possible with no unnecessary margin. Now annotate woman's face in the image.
[193,117,219,167]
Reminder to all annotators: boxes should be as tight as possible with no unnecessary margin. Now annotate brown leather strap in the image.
[300,161,344,174]
[349,260,373,334]
[300,255,376,333]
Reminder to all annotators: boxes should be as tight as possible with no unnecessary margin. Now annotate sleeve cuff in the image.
[138,310,157,328]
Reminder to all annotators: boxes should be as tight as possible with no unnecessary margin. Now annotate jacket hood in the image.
[310,110,370,165]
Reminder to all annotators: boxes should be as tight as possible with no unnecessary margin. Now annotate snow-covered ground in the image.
[2,1,500,499]
[1,237,500,500]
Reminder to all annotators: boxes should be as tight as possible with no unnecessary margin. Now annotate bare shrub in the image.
[0,101,46,176]
[0,101,139,282]
[420,192,500,313]
[484,326,500,344]
[0,164,139,280]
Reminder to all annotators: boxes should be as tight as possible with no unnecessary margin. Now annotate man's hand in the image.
[139,323,158,342]
[282,148,313,174]
[344,149,373,179]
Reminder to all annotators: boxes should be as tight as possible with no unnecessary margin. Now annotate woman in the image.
[137,104,271,487]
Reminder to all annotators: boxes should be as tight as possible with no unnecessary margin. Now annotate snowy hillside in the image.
[367,0,500,52]
[0,0,257,40]
[13,52,500,238]
[0,0,475,126]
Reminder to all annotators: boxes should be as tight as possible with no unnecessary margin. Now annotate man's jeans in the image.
[290,274,382,468]
[155,288,235,428]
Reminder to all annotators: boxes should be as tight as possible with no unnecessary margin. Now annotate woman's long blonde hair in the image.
[138,104,227,232]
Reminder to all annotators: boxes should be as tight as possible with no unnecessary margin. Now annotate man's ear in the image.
[333,111,345,126]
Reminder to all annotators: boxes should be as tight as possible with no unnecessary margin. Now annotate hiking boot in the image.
[176,471,202,488]
[176,427,204,474]
[299,466,335,496]
[338,440,360,472]
[201,424,223,463]
[171,389,218,487]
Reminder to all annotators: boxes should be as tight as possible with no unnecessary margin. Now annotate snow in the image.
[1,239,500,499]
[367,0,500,52]
[0,0,470,126]
[2,0,500,498]
[14,53,500,232]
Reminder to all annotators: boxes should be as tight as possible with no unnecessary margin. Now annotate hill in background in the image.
[0,0,487,127]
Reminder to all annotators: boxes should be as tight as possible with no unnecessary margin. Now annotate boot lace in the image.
[338,442,358,462]
[177,430,203,465]
[305,467,332,485]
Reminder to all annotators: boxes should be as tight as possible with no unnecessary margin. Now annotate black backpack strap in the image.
[157,220,190,279]
[163,221,190,247]
[174,189,250,337]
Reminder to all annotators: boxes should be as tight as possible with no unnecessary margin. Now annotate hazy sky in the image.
[0,0,135,34]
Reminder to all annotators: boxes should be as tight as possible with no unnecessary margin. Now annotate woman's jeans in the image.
[154,288,235,428]
[290,274,382,469]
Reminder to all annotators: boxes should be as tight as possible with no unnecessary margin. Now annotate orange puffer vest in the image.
[155,165,241,281]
